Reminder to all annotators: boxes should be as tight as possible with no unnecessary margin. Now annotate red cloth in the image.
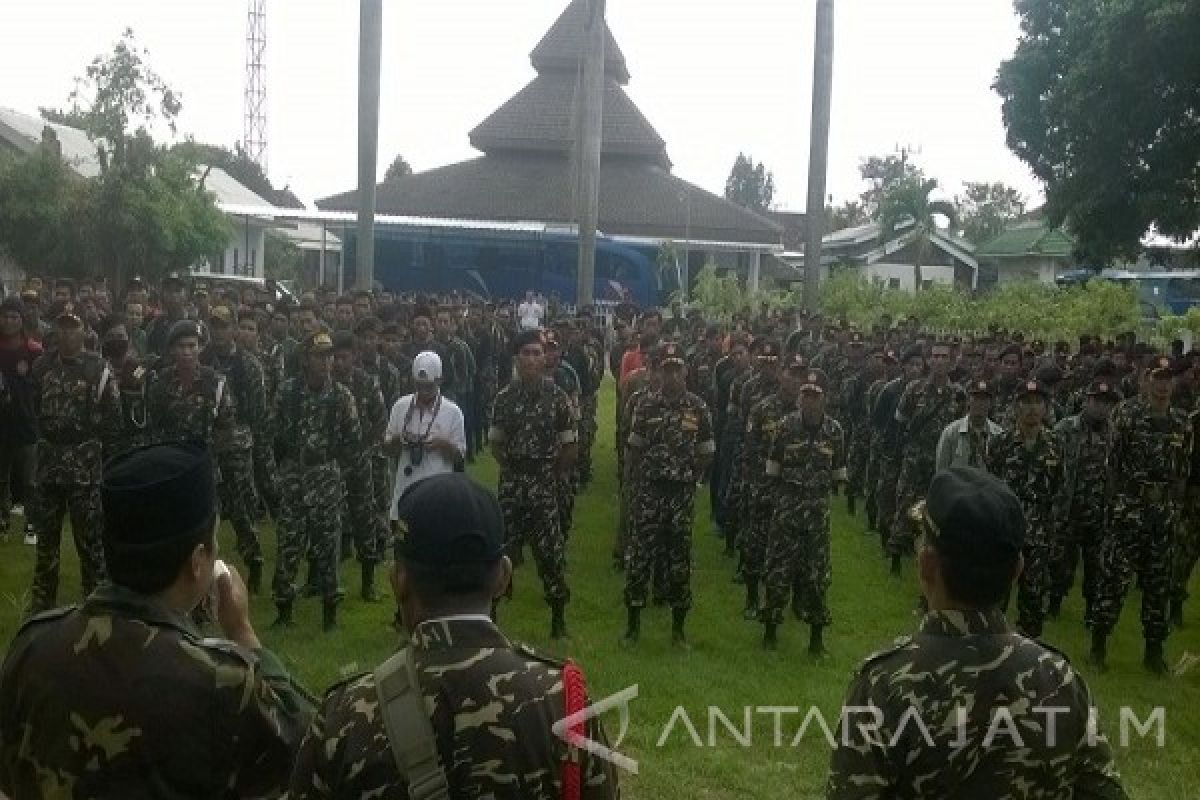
[618,347,643,384]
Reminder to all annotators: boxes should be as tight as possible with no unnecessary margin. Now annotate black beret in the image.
[166,319,202,348]
[925,467,1025,556]
[394,474,504,566]
[102,443,216,551]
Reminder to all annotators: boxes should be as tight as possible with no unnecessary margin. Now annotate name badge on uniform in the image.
[817,445,833,457]
[681,412,698,432]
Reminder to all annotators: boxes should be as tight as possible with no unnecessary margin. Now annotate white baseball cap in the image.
[413,351,442,382]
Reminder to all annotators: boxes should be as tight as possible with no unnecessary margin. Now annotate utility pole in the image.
[356,0,383,291]
[576,0,606,309]
[803,0,835,311]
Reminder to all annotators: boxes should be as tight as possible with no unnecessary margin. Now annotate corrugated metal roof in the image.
[0,106,102,177]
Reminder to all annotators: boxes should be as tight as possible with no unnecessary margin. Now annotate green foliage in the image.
[383,154,413,183]
[826,200,869,231]
[857,148,925,218]
[0,142,94,277]
[956,181,1027,245]
[877,177,958,292]
[173,140,302,209]
[995,0,1200,264]
[724,153,775,212]
[264,231,305,283]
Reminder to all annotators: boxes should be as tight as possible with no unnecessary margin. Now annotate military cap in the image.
[331,330,356,352]
[1016,379,1049,399]
[1087,380,1120,401]
[512,328,544,354]
[102,442,216,554]
[1149,355,1174,379]
[55,306,83,327]
[881,349,898,365]
[847,331,866,346]
[653,342,686,367]
[924,467,1025,556]
[303,330,334,355]
[756,340,781,360]
[161,274,186,291]
[1055,340,1071,354]
[1035,364,1063,385]
[208,305,234,326]
[543,331,561,350]
[166,319,202,348]
[394,473,504,566]
[1000,343,1023,360]
[799,368,827,394]
[783,352,808,372]
[968,379,993,396]
[19,289,39,303]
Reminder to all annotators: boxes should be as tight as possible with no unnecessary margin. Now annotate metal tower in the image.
[243,0,268,174]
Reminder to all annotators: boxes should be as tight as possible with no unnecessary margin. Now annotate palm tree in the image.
[877,177,958,292]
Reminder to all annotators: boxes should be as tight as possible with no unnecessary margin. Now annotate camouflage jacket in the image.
[895,379,966,461]
[984,427,1065,535]
[287,617,617,800]
[273,377,362,468]
[0,584,314,799]
[30,351,122,485]
[686,345,721,411]
[146,365,234,449]
[744,392,798,483]
[362,353,405,411]
[336,366,387,446]
[1108,399,1192,495]
[1054,414,1111,516]
[828,609,1128,800]
[627,388,715,484]
[489,377,576,465]
[766,411,846,502]
[200,344,268,452]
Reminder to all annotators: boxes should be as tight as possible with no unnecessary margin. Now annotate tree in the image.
[857,148,925,217]
[383,154,413,183]
[724,153,775,212]
[955,181,1027,245]
[173,140,303,209]
[995,0,1200,264]
[877,177,957,292]
[264,230,304,283]
[45,29,229,287]
[827,199,870,230]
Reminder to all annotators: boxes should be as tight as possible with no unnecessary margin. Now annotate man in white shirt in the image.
[936,379,1004,472]
[385,352,466,519]
[517,291,544,332]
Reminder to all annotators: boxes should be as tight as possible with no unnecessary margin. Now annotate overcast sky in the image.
[1,0,1041,212]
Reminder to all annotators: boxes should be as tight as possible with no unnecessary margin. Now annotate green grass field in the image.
[2,379,1198,798]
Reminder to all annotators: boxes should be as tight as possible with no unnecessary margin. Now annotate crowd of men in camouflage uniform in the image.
[0,275,608,634]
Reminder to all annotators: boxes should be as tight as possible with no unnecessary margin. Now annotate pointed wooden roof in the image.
[531,0,630,84]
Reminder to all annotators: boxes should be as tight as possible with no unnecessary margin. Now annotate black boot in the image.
[889,555,902,577]
[762,622,778,650]
[846,493,857,517]
[302,562,321,597]
[271,602,293,629]
[1047,596,1062,620]
[808,625,827,657]
[323,599,339,632]
[743,579,759,621]
[1170,597,1184,629]
[247,561,263,596]
[1143,640,1168,675]
[621,606,641,647]
[671,609,690,650]
[360,562,378,602]
[1088,631,1108,671]
[550,602,568,640]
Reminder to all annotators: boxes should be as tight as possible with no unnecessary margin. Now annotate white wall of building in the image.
[863,262,956,292]
[203,217,266,279]
[994,258,1058,285]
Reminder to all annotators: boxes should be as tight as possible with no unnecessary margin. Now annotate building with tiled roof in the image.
[976,218,1076,287]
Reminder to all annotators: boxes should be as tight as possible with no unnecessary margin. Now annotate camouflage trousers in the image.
[846,423,870,499]
[761,502,832,627]
[28,482,107,613]
[559,473,577,539]
[216,448,263,566]
[1053,500,1106,619]
[341,452,384,566]
[499,465,569,605]
[874,456,901,553]
[863,436,881,527]
[579,394,598,482]
[740,480,776,581]
[889,452,936,557]
[1172,490,1200,604]
[274,462,344,605]
[625,480,696,610]
[1092,497,1176,642]
[252,440,281,521]
[1015,520,1055,639]
[720,439,748,549]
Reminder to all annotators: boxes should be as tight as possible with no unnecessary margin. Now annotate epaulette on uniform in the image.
[855,634,914,675]
[515,641,566,670]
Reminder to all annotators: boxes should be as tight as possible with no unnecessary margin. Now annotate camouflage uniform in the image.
[490,377,576,605]
[985,426,1065,638]
[145,364,234,447]
[287,617,617,799]
[362,352,405,522]
[871,376,910,551]
[762,410,845,627]
[828,609,1127,799]
[890,380,965,557]
[336,365,388,565]
[200,344,269,568]
[272,376,362,608]
[742,391,796,589]
[842,365,873,503]
[0,583,314,798]
[254,336,288,520]
[1174,409,1200,617]
[550,358,582,537]
[624,387,714,611]
[615,368,652,565]
[1092,398,1192,643]
[1053,412,1111,621]
[27,351,122,612]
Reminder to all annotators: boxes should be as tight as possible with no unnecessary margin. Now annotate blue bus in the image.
[346,225,666,306]
[1056,269,1200,318]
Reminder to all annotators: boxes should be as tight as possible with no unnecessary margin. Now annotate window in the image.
[888,278,901,290]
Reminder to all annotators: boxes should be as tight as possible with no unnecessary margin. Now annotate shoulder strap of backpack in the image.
[373,647,450,800]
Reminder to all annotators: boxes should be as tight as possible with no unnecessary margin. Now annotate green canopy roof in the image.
[977,220,1075,258]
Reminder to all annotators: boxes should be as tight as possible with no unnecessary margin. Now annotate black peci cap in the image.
[166,319,202,348]
[102,442,216,554]
[923,467,1025,556]
[394,474,505,566]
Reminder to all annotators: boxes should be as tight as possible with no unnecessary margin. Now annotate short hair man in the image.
[288,473,617,799]
[0,443,314,797]
[828,467,1128,799]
